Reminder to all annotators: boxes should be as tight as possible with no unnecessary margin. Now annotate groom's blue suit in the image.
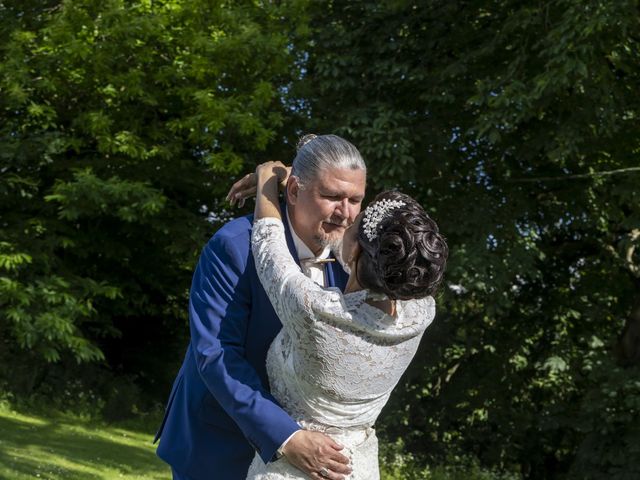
[155,211,349,479]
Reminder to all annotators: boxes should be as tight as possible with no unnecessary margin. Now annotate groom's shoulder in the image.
[216,213,255,238]
[208,213,256,251]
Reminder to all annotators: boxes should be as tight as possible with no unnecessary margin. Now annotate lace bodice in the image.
[251,218,435,429]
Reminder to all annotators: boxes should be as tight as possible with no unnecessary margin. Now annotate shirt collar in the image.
[286,207,331,261]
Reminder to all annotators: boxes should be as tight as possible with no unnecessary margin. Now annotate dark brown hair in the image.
[356,191,448,300]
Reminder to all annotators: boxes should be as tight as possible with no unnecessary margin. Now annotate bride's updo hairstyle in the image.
[356,191,448,300]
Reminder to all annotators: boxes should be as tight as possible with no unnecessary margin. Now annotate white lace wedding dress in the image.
[246,218,436,480]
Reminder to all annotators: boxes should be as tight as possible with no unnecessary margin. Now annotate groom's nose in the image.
[334,198,354,223]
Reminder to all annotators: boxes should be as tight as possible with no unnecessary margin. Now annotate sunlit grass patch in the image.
[0,403,170,480]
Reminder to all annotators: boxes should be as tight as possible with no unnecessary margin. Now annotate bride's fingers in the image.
[233,162,290,198]
[279,166,292,191]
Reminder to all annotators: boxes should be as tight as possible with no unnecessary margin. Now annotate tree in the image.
[0,0,304,395]
[3,0,639,476]
[299,0,640,477]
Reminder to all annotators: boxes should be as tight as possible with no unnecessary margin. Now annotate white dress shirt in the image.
[285,208,331,287]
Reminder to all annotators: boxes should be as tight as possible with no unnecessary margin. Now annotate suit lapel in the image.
[282,206,301,267]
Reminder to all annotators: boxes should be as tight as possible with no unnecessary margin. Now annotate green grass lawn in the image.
[0,402,492,480]
[0,403,171,480]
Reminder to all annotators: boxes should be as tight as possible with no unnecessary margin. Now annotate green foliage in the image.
[0,0,303,377]
[566,354,640,479]
[380,439,522,480]
[2,0,640,478]
[302,0,640,477]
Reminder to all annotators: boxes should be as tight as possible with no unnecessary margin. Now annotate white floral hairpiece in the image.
[361,199,406,242]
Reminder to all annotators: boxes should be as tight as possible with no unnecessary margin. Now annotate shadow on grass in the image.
[0,411,169,480]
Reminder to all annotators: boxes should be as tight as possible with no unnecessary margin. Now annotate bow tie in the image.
[300,258,335,268]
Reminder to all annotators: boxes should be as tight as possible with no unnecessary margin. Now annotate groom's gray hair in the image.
[291,134,366,188]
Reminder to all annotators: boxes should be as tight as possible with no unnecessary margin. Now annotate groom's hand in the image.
[226,162,291,208]
[282,430,352,480]
[226,172,257,208]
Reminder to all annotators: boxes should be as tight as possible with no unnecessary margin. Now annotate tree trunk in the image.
[614,289,640,366]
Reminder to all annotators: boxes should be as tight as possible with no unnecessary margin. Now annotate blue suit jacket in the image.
[155,212,349,479]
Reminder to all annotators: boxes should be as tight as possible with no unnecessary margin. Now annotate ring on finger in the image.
[319,467,329,478]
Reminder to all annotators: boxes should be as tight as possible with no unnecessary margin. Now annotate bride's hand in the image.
[225,162,291,207]
[255,160,289,184]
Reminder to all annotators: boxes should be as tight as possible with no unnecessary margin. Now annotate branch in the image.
[605,229,640,279]
[614,292,640,367]
[626,229,640,278]
[508,167,640,183]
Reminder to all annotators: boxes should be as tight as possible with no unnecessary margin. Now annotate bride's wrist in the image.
[256,173,280,201]
[257,170,276,183]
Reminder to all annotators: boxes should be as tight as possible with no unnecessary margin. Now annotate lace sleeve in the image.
[251,217,342,327]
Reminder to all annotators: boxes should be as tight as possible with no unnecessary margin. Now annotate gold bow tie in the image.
[300,258,335,268]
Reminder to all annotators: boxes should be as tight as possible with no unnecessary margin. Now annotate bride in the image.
[245,160,448,480]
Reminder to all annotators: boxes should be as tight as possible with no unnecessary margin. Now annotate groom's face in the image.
[287,166,366,255]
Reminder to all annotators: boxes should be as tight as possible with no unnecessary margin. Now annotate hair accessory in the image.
[296,133,318,151]
[362,199,406,242]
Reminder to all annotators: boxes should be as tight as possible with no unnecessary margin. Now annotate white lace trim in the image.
[247,217,436,480]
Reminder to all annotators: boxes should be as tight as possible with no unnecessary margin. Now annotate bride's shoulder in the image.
[399,296,436,324]
[410,295,435,308]
[306,286,345,310]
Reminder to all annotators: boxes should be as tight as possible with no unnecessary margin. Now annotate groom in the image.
[155,135,367,480]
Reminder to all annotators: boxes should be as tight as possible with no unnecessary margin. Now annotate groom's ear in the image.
[286,176,300,205]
